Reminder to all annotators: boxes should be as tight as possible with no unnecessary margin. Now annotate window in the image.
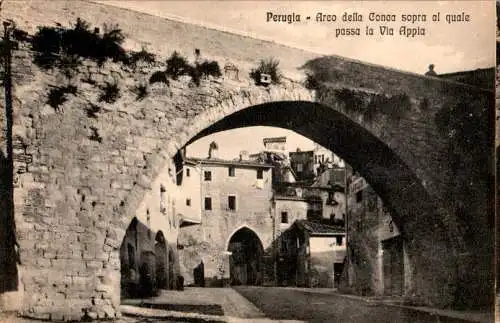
[204,197,212,210]
[280,240,288,254]
[186,168,190,177]
[336,236,343,246]
[228,195,236,211]
[297,163,303,172]
[160,185,166,214]
[228,167,235,177]
[186,198,191,206]
[204,171,212,181]
[281,211,288,224]
[356,191,363,203]
[257,169,263,179]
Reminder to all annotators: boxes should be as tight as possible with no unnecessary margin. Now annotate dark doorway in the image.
[155,231,167,289]
[194,261,205,287]
[382,236,404,296]
[120,218,139,298]
[228,227,263,286]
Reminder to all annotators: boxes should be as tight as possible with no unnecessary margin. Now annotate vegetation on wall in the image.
[88,126,102,143]
[334,88,411,121]
[134,84,148,101]
[149,71,169,85]
[334,88,365,113]
[365,93,411,121]
[165,51,189,80]
[98,81,120,103]
[85,103,101,119]
[46,85,77,110]
[151,50,222,87]
[129,47,156,68]
[249,57,281,85]
[31,17,128,69]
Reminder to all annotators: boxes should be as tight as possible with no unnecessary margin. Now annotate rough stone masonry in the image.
[0,14,494,323]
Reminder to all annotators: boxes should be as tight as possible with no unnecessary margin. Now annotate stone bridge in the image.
[0,3,494,321]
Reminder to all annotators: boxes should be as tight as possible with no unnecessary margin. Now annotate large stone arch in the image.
[178,100,457,304]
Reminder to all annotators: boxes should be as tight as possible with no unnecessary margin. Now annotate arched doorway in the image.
[227,227,264,286]
[155,231,167,289]
[120,218,139,298]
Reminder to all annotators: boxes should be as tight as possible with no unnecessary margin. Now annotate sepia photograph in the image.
[0,1,496,322]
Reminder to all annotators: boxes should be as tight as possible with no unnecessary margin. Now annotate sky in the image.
[93,0,495,159]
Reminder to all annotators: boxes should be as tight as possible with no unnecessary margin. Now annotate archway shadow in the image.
[0,149,18,293]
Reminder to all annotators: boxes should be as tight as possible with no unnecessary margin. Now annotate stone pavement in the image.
[121,287,306,323]
[285,287,494,323]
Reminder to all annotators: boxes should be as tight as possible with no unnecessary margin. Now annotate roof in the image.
[294,220,345,235]
[185,157,273,168]
[263,137,287,144]
[274,195,308,202]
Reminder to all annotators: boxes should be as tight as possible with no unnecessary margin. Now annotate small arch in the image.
[224,224,263,251]
[227,226,264,286]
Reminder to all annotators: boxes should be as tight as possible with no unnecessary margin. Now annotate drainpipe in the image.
[272,197,277,286]
[344,166,349,287]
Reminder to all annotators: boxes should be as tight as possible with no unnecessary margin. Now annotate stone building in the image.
[289,150,315,182]
[312,143,345,174]
[341,174,412,297]
[119,163,183,297]
[176,156,275,286]
[277,220,346,288]
[262,136,287,153]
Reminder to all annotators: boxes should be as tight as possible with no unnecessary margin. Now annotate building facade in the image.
[341,174,413,297]
[119,159,183,297]
[177,157,275,286]
[277,220,346,288]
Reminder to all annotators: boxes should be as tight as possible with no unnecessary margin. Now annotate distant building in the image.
[289,150,315,182]
[263,136,287,153]
[313,143,345,174]
[176,156,275,286]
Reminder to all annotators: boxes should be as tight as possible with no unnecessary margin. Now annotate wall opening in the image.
[227,227,264,286]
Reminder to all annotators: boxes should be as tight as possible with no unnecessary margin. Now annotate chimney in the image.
[208,141,218,159]
[239,150,249,161]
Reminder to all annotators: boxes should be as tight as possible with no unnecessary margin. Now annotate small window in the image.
[336,236,343,246]
[186,198,191,206]
[204,197,212,210]
[280,240,288,254]
[204,171,212,181]
[257,169,264,179]
[281,212,288,224]
[356,191,363,203]
[228,195,236,211]
[186,168,190,177]
[228,167,235,177]
[297,163,303,172]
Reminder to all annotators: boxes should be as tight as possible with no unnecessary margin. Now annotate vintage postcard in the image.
[0,1,495,322]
